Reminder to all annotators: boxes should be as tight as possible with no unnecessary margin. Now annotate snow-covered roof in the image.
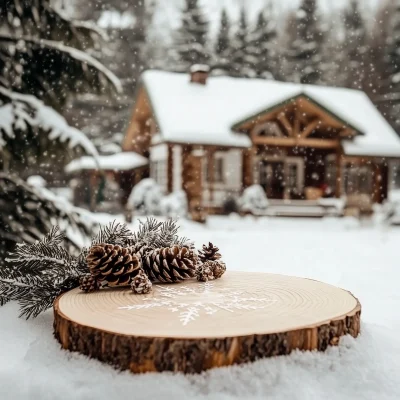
[65,152,148,174]
[142,70,400,157]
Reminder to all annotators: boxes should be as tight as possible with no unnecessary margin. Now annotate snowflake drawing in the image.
[118,282,278,326]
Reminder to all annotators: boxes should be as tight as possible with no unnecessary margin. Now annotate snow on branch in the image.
[0,86,98,158]
[0,33,122,95]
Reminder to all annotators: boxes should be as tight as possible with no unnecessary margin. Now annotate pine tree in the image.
[171,0,210,71]
[216,9,230,56]
[0,1,119,268]
[248,5,277,79]
[285,0,324,84]
[231,8,255,78]
[0,0,120,111]
[212,8,231,75]
[342,0,367,89]
[0,0,120,176]
[384,1,400,128]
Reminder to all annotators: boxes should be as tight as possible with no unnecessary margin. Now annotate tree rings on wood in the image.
[53,271,361,373]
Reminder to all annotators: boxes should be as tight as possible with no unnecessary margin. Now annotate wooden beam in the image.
[299,119,320,139]
[277,112,293,137]
[242,148,254,188]
[339,128,357,138]
[253,136,339,149]
[207,148,215,203]
[167,145,173,193]
[335,150,342,198]
[294,108,301,137]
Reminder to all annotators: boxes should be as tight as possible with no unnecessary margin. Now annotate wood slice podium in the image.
[53,271,361,374]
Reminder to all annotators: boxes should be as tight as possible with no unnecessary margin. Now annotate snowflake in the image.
[118,282,278,326]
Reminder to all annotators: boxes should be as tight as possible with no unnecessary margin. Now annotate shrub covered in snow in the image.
[26,175,47,188]
[160,190,188,218]
[239,185,269,215]
[127,178,163,215]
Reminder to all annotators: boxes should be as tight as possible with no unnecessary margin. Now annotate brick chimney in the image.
[190,64,210,85]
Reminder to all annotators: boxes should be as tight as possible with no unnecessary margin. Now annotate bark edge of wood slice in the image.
[53,271,361,374]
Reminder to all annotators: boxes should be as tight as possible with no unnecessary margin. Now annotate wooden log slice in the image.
[53,271,361,374]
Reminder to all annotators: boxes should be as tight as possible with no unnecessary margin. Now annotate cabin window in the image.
[343,163,372,195]
[325,156,337,191]
[151,160,167,190]
[204,155,224,184]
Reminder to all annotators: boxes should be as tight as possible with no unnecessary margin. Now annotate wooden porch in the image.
[237,94,389,205]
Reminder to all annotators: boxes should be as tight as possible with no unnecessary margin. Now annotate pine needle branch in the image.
[91,220,133,246]
[6,226,78,279]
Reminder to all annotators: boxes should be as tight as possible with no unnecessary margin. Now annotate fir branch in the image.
[0,274,81,319]
[18,276,80,319]
[6,226,78,279]
[92,220,133,246]
[130,218,192,250]
[155,218,179,248]
[130,217,163,248]
[0,275,44,304]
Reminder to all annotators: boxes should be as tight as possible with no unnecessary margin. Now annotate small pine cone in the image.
[131,269,152,294]
[195,264,215,282]
[79,274,100,293]
[210,260,226,279]
[196,260,226,281]
[198,242,221,263]
[143,245,196,283]
[87,244,141,287]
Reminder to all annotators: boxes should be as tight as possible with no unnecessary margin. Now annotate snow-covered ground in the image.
[1,215,400,400]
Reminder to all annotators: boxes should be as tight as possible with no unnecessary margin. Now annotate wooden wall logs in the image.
[53,272,361,374]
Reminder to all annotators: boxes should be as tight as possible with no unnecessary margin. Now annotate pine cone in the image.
[210,260,226,279]
[195,264,214,282]
[86,244,141,287]
[131,269,152,294]
[129,241,153,259]
[79,274,100,293]
[198,242,221,263]
[143,245,196,282]
[196,260,226,282]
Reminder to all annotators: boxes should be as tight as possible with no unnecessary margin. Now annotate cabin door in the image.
[259,160,285,199]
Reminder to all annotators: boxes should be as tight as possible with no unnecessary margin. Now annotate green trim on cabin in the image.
[231,93,363,136]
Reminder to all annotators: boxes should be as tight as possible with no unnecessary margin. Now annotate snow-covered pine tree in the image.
[0,0,120,110]
[248,5,277,80]
[383,1,400,128]
[212,8,232,76]
[215,9,230,56]
[231,8,256,78]
[0,0,120,177]
[318,17,341,87]
[284,0,324,84]
[0,1,119,269]
[171,0,210,71]
[342,0,367,89]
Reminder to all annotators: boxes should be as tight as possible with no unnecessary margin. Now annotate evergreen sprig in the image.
[4,226,78,280]
[131,218,192,250]
[92,221,133,247]
[0,218,194,319]
[0,226,82,317]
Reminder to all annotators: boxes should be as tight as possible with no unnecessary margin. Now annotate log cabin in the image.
[122,65,400,220]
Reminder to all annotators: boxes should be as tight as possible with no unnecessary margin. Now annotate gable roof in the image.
[141,70,400,157]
